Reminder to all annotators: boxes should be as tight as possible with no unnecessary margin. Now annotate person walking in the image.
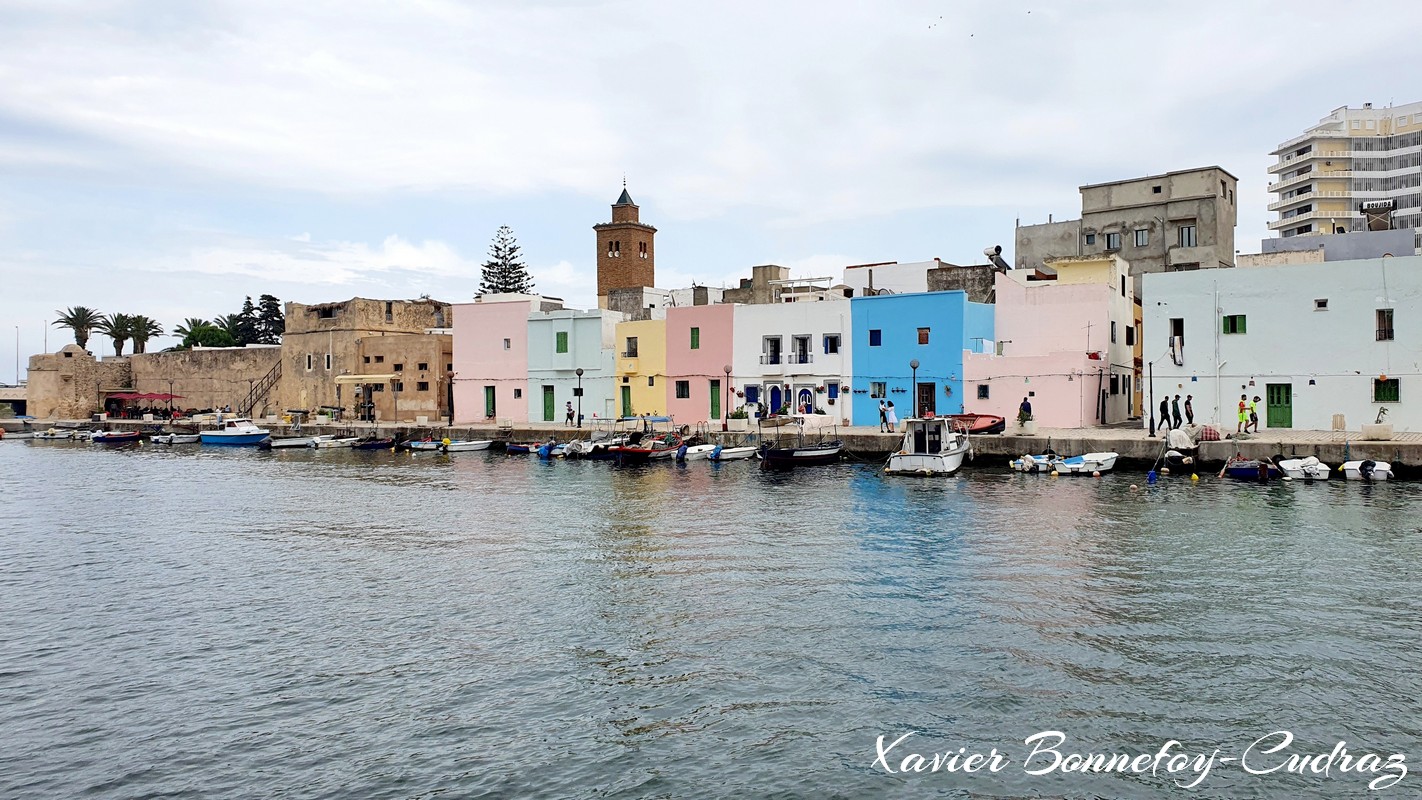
[1184,395,1194,425]
[1237,394,1248,434]
[565,400,575,426]
[1160,397,1172,430]
[1247,395,1261,434]
[1171,394,1183,429]
[878,400,889,433]
[886,401,899,432]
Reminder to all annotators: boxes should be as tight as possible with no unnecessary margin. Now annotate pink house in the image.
[664,304,735,425]
[963,256,1139,428]
[451,294,545,424]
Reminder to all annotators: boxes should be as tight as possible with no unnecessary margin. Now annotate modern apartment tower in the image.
[1268,101,1422,253]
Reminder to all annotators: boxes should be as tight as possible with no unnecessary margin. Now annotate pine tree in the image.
[256,294,285,344]
[236,297,260,345]
[479,226,535,295]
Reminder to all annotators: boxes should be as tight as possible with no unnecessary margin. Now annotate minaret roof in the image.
[614,187,635,206]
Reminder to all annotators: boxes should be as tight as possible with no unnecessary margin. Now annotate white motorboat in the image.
[1341,459,1393,481]
[262,435,315,449]
[199,418,271,446]
[885,417,972,477]
[151,433,202,445]
[1274,456,1330,481]
[1053,452,1119,475]
[408,438,492,452]
[310,435,359,449]
[1009,452,1060,473]
[1,431,36,440]
[707,445,757,462]
[31,429,74,440]
[675,443,718,462]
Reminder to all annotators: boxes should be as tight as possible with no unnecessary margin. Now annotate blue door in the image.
[768,385,782,414]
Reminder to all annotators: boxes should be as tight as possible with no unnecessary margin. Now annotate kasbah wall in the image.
[132,346,282,413]
[26,345,132,419]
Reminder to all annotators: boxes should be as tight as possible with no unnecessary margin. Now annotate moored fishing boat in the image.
[1341,459,1393,481]
[609,431,683,465]
[674,443,718,462]
[944,413,1006,435]
[1009,451,1060,473]
[261,435,315,449]
[1274,455,1330,481]
[352,436,396,450]
[408,438,493,453]
[31,428,74,440]
[1053,452,1119,475]
[885,417,972,477]
[1221,454,1280,482]
[91,430,142,444]
[310,435,359,449]
[199,418,271,446]
[707,444,757,462]
[151,432,202,445]
[756,415,842,469]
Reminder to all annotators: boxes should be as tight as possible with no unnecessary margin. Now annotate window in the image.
[869,329,882,347]
[1110,374,1120,395]
[917,327,930,345]
[762,336,782,364]
[1104,232,1121,250]
[647,376,655,387]
[305,353,313,371]
[1111,320,1117,343]
[1152,185,1162,194]
[363,356,370,363]
[417,362,428,371]
[1377,308,1394,341]
[446,363,452,372]
[792,335,811,363]
[624,337,638,357]
[1170,318,1185,345]
[503,338,512,350]
[416,381,429,392]
[324,353,332,371]
[1179,224,1197,247]
[1221,179,1227,197]
[977,384,990,399]
[871,381,887,398]
[823,334,840,354]
[827,382,840,399]
[555,331,568,353]
[513,388,522,398]
[385,301,393,322]
[394,381,405,392]
[370,384,383,392]
[1084,233,1096,246]
[1126,324,1136,346]
[1374,378,1399,402]
[1222,315,1247,334]
[374,355,384,363]
[675,380,690,399]
[639,242,648,259]
[1315,299,1329,311]
[1134,228,1149,247]
[745,385,760,404]
[318,307,336,319]
[393,363,403,372]
[690,327,700,349]
[1120,276,1127,297]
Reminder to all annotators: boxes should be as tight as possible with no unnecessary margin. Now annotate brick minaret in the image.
[594,185,656,308]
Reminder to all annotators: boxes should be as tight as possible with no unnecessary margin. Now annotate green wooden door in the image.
[709,379,721,420]
[483,386,495,418]
[1265,383,1292,428]
[542,385,555,421]
[620,386,632,418]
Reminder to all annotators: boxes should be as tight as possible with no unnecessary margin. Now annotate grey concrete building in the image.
[1015,167,1239,293]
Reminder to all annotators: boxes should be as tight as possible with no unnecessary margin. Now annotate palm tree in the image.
[214,314,246,342]
[129,315,166,354]
[53,306,104,350]
[172,318,210,340]
[97,313,135,357]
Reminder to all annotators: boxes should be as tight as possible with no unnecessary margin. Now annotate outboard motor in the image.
[537,442,554,460]
[1360,460,1377,481]
[675,444,688,463]
[711,444,723,461]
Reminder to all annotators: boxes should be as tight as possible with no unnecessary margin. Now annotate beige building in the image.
[132,346,283,414]
[1016,167,1239,292]
[1268,101,1422,253]
[25,345,131,419]
[279,297,453,423]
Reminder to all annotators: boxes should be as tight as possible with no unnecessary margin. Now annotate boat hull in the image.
[152,434,201,445]
[886,448,968,476]
[758,441,843,468]
[675,444,718,462]
[1341,460,1393,481]
[708,445,757,462]
[200,433,270,446]
[1223,460,1280,481]
[1054,452,1118,475]
[352,438,395,450]
[91,432,142,444]
[1276,458,1330,480]
[263,436,314,449]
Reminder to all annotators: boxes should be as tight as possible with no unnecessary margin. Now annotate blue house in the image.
[849,291,993,426]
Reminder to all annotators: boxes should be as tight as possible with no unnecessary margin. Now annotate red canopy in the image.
[106,392,185,401]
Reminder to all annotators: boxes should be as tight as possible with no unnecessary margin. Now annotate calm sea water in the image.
[1,441,1420,799]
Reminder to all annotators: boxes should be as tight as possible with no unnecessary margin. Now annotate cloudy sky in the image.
[3,0,1421,374]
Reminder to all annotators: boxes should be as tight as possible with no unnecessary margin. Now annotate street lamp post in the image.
[168,379,174,418]
[574,367,584,428]
[910,359,920,419]
[722,364,732,431]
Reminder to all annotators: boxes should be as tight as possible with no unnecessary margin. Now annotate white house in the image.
[842,259,942,296]
[1141,256,1422,432]
[731,299,854,424]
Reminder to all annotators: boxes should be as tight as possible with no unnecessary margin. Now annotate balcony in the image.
[620,350,638,359]
[1267,209,1362,230]
[1267,190,1351,211]
[1268,150,1355,174]
[1268,170,1354,194]
[786,353,814,365]
[759,354,782,365]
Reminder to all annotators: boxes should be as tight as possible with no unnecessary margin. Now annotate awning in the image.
[334,374,398,384]
[106,392,185,400]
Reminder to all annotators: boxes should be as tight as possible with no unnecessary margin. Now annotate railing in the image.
[1267,190,1350,211]
[1377,328,1395,341]
[759,354,782,365]
[787,353,814,364]
[1268,150,1354,173]
[1267,209,1363,229]
[620,350,638,358]
[238,359,282,417]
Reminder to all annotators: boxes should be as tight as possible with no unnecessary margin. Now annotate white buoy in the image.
[1092,471,1101,478]
[1160,467,1171,475]
[1130,484,1139,490]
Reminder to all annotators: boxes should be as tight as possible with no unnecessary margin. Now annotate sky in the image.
[3,0,1421,380]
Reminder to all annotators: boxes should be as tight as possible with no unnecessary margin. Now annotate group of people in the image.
[877,400,899,432]
[1237,394,1262,434]
[1158,394,1195,430]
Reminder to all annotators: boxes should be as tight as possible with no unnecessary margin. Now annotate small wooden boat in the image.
[408,438,492,453]
[1221,455,1280,482]
[609,432,683,465]
[91,430,142,444]
[200,418,271,446]
[1054,452,1119,475]
[151,432,202,445]
[1341,459,1393,481]
[261,435,315,449]
[1274,456,1330,481]
[708,444,757,462]
[310,435,359,449]
[885,417,972,477]
[945,413,1006,434]
[352,436,395,450]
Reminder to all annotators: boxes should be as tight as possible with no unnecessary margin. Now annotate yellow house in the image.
[613,319,667,418]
